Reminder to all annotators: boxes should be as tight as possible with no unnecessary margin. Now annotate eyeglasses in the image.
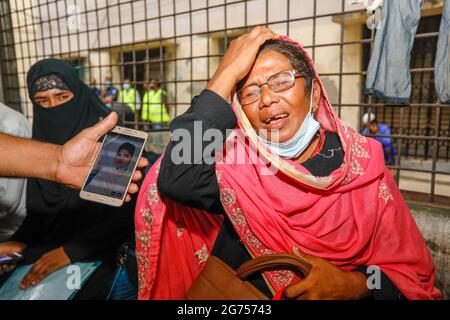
[237,69,304,106]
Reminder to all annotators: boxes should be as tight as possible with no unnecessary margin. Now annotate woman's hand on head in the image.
[20,247,71,290]
[282,246,371,300]
[206,26,278,101]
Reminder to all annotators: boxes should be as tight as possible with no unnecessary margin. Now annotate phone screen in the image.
[82,132,145,199]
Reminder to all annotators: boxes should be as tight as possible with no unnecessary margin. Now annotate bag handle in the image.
[236,253,312,280]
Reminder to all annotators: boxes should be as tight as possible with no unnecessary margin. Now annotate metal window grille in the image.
[0,0,448,204]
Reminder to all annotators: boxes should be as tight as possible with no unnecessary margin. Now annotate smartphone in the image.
[0,253,24,266]
[80,126,148,207]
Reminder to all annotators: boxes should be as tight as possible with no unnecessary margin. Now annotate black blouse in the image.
[158,89,403,300]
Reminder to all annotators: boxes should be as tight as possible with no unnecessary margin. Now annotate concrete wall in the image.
[409,202,450,299]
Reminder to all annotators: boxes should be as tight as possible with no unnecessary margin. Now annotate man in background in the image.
[362,112,396,165]
[89,78,101,97]
[119,78,141,116]
[141,79,170,130]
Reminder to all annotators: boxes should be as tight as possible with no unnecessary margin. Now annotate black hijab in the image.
[12,59,133,262]
[25,58,111,208]
[27,59,110,145]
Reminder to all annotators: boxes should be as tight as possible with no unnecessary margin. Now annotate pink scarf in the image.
[135,37,441,300]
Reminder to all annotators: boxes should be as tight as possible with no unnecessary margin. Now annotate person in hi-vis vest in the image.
[119,78,141,114]
[142,79,170,129]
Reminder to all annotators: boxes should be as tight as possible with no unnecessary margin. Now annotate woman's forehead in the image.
[245,51,291,83]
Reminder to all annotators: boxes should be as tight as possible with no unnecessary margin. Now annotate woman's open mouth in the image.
[263,113,289,130]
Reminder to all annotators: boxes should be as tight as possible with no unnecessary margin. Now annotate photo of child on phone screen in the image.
[83,133,144,198]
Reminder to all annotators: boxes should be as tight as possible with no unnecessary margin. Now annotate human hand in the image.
[54,112,149,201]
[283,246,370,300]
[20,247,70,290]
[206,26,278,100]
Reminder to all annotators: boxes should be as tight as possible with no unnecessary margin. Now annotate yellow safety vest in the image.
[119,88,138,112]
[142,89,170,123]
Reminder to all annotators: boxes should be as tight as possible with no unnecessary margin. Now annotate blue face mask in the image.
[259,82,320,159]
[122,83,131,90]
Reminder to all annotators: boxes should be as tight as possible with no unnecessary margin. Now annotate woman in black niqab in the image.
[2,59,135,299]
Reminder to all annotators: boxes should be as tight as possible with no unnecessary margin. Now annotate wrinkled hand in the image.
[283,247,370,300]
[0,241,25,274]
[54,112,149,201]
[20,247,70,290]
[207,26,278,100]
